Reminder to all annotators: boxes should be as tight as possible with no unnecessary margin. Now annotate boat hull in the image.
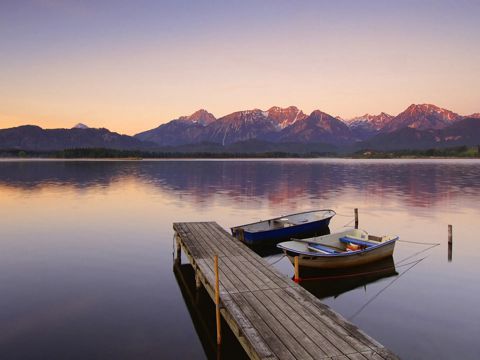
[233,216,333,245]
[283,240,396,269]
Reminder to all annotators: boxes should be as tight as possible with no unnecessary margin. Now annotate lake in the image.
[0,159,479,359]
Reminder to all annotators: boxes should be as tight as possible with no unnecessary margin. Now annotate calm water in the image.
[1,159,479,359]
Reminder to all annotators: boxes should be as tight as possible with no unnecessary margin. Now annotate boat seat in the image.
[308,243,339,254]
[339,236,376,247]
[289,220,307,226]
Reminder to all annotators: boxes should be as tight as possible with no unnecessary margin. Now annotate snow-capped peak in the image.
[267,106,307,129]
[178,109,216,126]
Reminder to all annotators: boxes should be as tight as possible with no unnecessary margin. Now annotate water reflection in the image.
[173,262,248,360]
[299,257,398,299]
[1,160,480,211]
[1,159,479,359]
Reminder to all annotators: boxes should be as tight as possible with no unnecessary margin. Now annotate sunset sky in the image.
[1,0,479,135]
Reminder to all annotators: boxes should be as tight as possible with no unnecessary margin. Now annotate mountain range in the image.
[1,104,480,153]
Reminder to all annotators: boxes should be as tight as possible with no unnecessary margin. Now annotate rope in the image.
[397,239,441,246]
[396,243,439,265]
[335,213,355,217]
[348,257,424,320]
[342,218,355,227]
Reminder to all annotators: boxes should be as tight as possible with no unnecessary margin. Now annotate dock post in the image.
[195,267,202,289]
[294,256,300,283]
[214,255,221,345]
[175,233,181,263]
[354,208,359,229]
[448,225,453,262]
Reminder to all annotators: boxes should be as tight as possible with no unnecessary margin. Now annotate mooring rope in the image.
[348,257,424,320]
[341,218,355,227]
[397,239,441,246]
[334,212,355,217]
[396,243,439,265]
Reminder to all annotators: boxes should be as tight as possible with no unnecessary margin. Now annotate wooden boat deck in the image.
[173,221,399,360]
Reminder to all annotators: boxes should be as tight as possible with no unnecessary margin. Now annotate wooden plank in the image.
[193,224,267,294]
[241,292,315,360]
[262,289,344,357]
[198,222,242,256]
[195,259,231,295]
[221,256,263,291]
[251,290,329,359]
[231,293,296,360]
[280,287,376,354]
[222,297,276,360]
[189,223,228,257]
[207,222,294,289]
[295,287,389,354]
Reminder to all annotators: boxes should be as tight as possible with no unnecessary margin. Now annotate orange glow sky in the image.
[1,1,479,135]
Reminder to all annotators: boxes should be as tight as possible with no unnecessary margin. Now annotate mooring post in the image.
[214,255,221,345]
[448,224,453,262]
[354,208,359,229]
[294,256,300,283]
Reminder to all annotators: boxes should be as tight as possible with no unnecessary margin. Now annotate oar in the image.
[291,237,345,251]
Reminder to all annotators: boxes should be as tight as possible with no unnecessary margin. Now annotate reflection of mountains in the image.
[1,160,479,207]
[299,257,398,299]
[173,262,248,360]
[0,161,136,190]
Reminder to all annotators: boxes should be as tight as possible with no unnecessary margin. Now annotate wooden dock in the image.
[173,222,399,360]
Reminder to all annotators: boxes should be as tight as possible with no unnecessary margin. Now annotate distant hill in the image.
[382,104,462,132]
[346,112,394,140]
[358,118,480,151]
[0,125,153,151]
[159,139,337,154]
[136,107,351,146]
[275,110,354,144]
[135,107,307,146]
[135,109,216,146]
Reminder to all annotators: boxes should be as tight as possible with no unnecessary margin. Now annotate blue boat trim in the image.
[308,244,339,254]
[339,236,376,247]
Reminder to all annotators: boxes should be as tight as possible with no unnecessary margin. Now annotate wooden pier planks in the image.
[173,222,399,360]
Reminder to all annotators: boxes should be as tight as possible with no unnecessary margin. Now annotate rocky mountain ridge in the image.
[1,104,479,152]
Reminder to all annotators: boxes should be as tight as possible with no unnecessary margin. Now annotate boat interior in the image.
[282,229,397,255]
[236,210,335,233]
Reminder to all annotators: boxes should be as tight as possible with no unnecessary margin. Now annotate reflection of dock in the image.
[173,261,248,359]
[173,222,399,359]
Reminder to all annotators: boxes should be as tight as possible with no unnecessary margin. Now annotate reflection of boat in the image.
[231,209,336,245]
[299,257,398,299]
[277,228,398,269]
[173,262,248,360]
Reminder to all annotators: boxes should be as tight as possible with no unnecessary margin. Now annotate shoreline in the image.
[1,156,479,161]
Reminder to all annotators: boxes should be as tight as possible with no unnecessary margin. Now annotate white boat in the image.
[277,228,398,269]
